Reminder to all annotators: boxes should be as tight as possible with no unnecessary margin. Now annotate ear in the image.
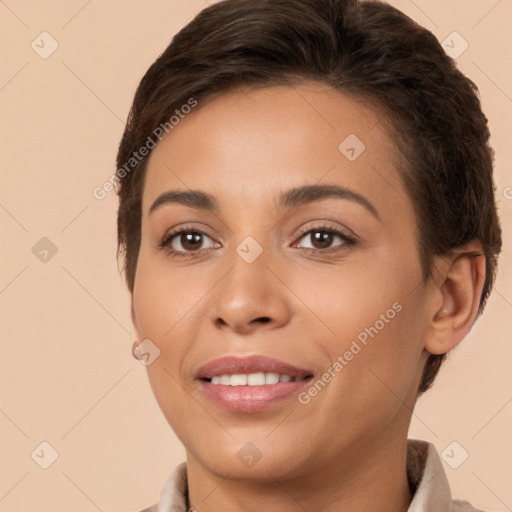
[424,241,486,355]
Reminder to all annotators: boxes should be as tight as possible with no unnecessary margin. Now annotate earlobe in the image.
[424,243,486,356]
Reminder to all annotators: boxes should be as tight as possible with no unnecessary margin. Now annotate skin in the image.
[130,83,485,512]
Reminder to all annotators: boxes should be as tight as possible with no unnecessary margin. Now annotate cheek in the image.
[132,253,196,436]
[308,247,426,398]
[304,305,424,450]
[132,251,194,393]
[133,247,207,341]
[305,249,413,346]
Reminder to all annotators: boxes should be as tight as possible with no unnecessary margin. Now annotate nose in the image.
[209,244,292,335]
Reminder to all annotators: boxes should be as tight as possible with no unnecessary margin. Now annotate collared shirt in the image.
[137,439,486,512]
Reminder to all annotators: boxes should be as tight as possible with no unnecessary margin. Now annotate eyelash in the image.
[158,223,357,259]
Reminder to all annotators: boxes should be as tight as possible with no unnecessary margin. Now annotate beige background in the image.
[1,0,511,511]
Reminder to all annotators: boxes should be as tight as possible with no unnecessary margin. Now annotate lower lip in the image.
[199,379,310,412]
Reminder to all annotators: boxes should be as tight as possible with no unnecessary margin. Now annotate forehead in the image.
[142,83,410,221]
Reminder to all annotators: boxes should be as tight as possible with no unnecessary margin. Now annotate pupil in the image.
[182,232,202,250]
[312,231,332,249]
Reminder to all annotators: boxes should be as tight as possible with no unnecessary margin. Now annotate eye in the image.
[292,225,356,252]
[158,223,356,258]
[159,228,219,257]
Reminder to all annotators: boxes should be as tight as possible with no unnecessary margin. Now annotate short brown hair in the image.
[116,0,502,394]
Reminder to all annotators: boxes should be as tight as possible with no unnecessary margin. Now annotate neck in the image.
[186,432,413,512]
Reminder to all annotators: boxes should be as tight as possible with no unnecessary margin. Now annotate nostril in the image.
[214,317,271,329]
[215,318,228,328]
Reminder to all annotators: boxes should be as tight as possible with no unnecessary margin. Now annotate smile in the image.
[196,355,313,412]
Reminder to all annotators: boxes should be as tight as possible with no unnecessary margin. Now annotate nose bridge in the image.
[224,209,274,283]
[223,233,274,305]
[209,229,291,332]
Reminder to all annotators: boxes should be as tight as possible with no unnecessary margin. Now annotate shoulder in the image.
[132,462,189,512]
[406,439,492,512]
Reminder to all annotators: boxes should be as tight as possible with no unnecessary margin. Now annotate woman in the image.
[117,0,502,510]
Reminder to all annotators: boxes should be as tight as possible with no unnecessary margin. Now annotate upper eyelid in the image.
[295,223,356,239]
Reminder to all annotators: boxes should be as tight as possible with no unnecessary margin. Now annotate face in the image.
[132,83,431,481]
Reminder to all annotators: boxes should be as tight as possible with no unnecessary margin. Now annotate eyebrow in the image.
[149,189,217,215]
[148,184,380,219]
[279,184,379,219]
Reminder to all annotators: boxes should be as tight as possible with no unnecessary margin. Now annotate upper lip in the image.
[196,355,313,380]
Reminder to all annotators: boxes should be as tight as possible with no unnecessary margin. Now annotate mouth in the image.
[196,355,314,412]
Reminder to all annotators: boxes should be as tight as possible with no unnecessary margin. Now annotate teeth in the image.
[265,372,280,384]
[208,372,297,386]
[220,374,231,385]
[247,372,265,385]
[231,374,247,386]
